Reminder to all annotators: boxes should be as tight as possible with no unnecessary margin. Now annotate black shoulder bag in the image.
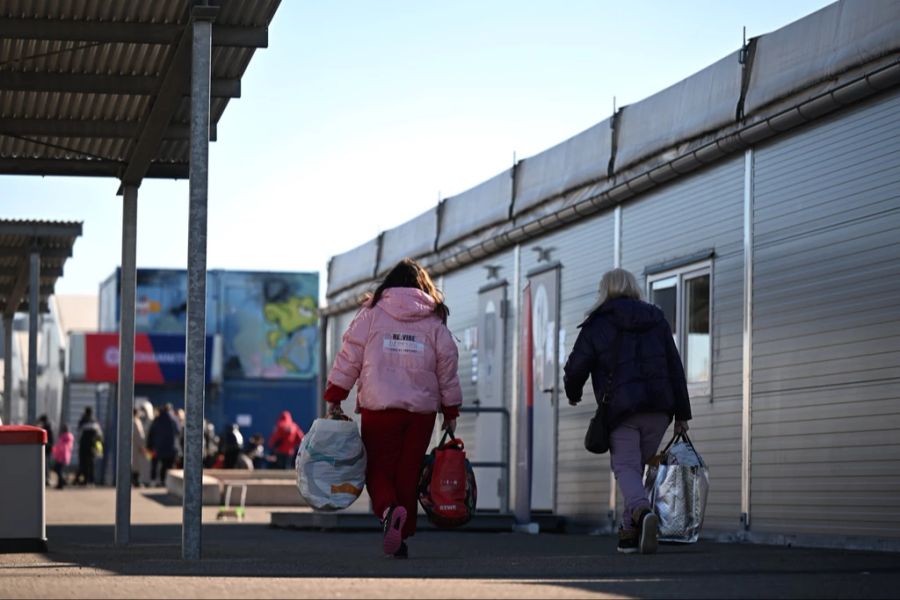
[584,328,623,454]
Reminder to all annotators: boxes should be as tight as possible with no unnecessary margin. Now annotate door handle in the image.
[542,387,554,394]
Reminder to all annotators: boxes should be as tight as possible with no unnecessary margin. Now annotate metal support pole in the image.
[2,314,12,424]
[27,250,39,425]
[183,5,215,561]
[741,148,755,531]
[509,245,522,521]
[115,184,138,546]
[609,205,622,532]
[511,245,536,532]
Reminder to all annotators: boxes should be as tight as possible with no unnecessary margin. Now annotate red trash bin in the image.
[0,425,48,552]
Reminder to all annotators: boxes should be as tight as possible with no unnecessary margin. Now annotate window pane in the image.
[685,274,710,383]
[650,277,677,335]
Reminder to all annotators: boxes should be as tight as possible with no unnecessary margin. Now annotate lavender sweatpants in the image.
[609,411,670,530]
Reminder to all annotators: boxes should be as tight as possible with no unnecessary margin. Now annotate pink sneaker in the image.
[382,506,407,555]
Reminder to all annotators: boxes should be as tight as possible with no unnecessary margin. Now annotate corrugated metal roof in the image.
[0,0,281,180]
[0,219,82,315]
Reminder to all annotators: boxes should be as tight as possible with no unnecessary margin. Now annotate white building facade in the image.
[323,1,900,550]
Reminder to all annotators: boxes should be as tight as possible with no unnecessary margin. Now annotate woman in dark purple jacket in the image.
[564,268,692,555]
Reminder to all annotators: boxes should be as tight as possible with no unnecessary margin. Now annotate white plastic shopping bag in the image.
[295,416,366,511]
[644,432,709,543]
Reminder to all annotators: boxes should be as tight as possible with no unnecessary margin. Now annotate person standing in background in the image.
[146,403,181,487]
[75,407,103,486]
[131,408,150,487]
[220,423,244,469]
[136,400,155,485]
[51,423,74,489]
[202,420,219,468]
[268,410,304,469]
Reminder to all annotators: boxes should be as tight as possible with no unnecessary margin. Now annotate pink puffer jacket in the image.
[327,287,462,414]
[52,431,74,465]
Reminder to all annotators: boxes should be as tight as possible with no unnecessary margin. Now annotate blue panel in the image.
[130,269,219,335]
[219,379,318,442]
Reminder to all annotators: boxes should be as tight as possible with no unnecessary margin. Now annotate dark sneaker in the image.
[633,507,659,555]
[393,542,409,559]
[382,505,407,556]
[617,527,639,554]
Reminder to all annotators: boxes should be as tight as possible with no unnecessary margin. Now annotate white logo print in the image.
[104,347,119,367]
[383,333,425,354]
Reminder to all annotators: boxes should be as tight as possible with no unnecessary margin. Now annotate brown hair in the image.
[369,258,450,324]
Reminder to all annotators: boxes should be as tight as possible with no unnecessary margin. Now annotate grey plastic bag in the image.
[644,433,709,543]
[295,415,366,511]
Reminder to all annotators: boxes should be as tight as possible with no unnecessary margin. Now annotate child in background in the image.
[51,424,74,489]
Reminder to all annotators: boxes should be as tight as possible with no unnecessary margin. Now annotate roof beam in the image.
[0,19,267,48]
[0,222,82,238]
[1,260,29,318]
[0,118,215,141]
[0,246,72,259]
[9,301,50,314]
[0,284,54,298]
[0,266,63,278]
[0,72,240,98]
[120,25,193,187]
[0,158,188,179]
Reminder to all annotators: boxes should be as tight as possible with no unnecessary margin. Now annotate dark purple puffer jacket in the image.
[563,297,692,432]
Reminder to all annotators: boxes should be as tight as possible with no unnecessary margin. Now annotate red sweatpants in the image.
[360,408,436,539]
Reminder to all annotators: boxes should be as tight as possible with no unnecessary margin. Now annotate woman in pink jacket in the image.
[325,258,463,558]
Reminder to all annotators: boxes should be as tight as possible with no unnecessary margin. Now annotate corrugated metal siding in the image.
[441,252,515,466]
[517,214,615,519]
[621,156,745,530]
[751,90,900,538]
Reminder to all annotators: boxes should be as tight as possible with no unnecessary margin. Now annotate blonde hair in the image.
[586,268,642,316]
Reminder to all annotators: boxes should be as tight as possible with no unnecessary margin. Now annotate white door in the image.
[527,265,560,512]
[474,282,508,511]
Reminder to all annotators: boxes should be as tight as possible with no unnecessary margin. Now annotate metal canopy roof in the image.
[0,0,280,183]
[0,219,82,316]
[0,1,284,555]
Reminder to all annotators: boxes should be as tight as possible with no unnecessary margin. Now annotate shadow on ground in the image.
[34,521,900,599]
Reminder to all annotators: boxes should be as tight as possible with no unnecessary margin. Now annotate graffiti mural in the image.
[100,268,319,381]
[221,272,318,380]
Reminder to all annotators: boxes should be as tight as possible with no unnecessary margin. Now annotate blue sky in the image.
[0,0,834,302]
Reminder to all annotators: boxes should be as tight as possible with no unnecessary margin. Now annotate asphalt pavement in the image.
[0,487,898,599]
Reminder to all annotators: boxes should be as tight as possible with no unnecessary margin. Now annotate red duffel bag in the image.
[417,429,477,528]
